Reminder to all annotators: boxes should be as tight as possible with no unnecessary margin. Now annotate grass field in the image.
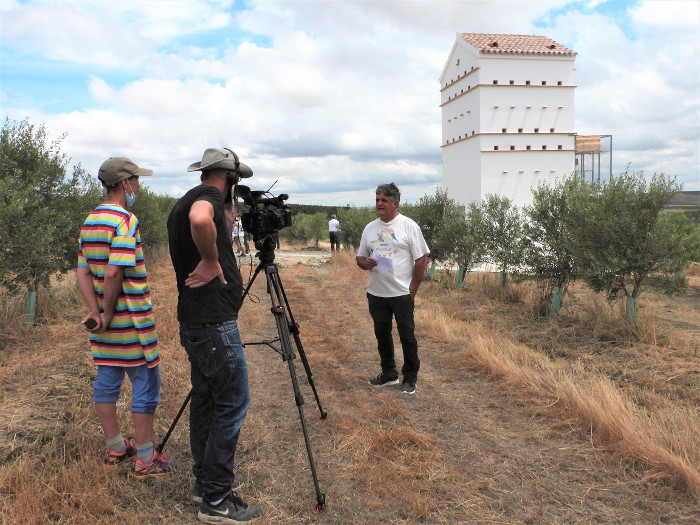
[1,249,699,524]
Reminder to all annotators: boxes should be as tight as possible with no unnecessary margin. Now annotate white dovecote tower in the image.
[439,33,577,209]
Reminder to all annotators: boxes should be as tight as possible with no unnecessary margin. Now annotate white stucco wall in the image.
[440,37,577,209]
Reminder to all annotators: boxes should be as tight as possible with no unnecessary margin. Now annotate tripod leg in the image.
[265,266,326,511]
[290,329,327,419]
[273,269,328,419]
[159,389,192,452]
[242,261,265,301]
[286,355,327,512]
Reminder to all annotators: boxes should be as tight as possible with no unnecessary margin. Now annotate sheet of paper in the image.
[371,251,394,275]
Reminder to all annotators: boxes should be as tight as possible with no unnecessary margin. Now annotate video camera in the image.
[238,185,293,252]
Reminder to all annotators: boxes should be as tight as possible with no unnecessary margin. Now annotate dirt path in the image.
[2,249,697,524]
[226,253,699,524]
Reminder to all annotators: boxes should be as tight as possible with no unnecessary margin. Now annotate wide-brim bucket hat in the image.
[187,147,253,178]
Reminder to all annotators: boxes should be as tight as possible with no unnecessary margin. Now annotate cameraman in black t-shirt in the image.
[167,148,263,524]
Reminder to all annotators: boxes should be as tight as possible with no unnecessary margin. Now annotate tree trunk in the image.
[25,288,38,324]
[457,267,466,290]
[428,262,437,280]
[549,286,563,319]
[625,296,637,327]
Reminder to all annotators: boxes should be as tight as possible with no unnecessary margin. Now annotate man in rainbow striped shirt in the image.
[77,157,172,479]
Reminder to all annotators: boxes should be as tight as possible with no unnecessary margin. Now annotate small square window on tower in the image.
[518,128,523,133]
[509,80,514,85]
[557,81,562,86]
[542,81,547,85]
[510,145,515,151]
[502,128,506,133]
[558,145,563,150]
[494,145,499,150]
[542,145,547,150]
[525,80,531,85]
[526,145,531,150]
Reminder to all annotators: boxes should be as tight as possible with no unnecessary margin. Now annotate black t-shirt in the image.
[167,184,242,323]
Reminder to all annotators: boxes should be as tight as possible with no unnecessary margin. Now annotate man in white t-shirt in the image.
[356,183,429,395]
[328,214,340,252]
[232,215,243,254]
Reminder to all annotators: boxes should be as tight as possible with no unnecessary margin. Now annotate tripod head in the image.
[253,234,279,265]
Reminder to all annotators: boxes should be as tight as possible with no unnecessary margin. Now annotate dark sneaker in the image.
[104,439,136,466]
[198,492,263,523]
[369,372,399,387]
[192,473,246,504]
[401,380,416,395]
[130,451,174,479]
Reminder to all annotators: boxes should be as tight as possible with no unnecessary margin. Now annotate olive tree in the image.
[522,179,579,317]
[467,194,524,287]
[404,188,464,265]
[562,171,696,326]
[338,207,377,250]
[285,212,328,247]
[131,186,177,254]
[0,118,100,322]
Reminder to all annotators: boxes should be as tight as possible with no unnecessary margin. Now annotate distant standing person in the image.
[328,214,340,252]
[232,214,247,256]
[356,183,429,395]
[238,216,250,257]
[77,157,172,478]
[167,147,262,523]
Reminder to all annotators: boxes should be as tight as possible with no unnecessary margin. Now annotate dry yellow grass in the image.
[416,279,700,501]
[1,249,699,524]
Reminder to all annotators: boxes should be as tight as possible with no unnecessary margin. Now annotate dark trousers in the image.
[329,231,340,251]
[367,293,420,382]
[180,321,250,503]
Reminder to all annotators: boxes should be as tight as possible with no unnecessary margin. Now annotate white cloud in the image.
[561,4,699,185]
[88,76,116,104]
[630,0,700,29]
[2,0,698,205]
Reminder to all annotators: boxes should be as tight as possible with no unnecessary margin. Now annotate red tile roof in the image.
[459,33,576,56]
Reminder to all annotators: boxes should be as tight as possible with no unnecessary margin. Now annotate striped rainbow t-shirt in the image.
[78,204,159,368]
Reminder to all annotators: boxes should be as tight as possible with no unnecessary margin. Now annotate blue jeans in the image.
[180,320,250,502]
[367,293,420,382]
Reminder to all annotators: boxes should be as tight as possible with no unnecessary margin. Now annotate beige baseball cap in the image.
[98,157,153,186]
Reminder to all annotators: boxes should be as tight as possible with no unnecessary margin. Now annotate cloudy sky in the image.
[1,0,698,206]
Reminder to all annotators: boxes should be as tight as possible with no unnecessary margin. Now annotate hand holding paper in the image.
[371,251,394,275]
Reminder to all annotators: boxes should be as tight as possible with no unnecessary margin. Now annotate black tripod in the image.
[160,236,327,512]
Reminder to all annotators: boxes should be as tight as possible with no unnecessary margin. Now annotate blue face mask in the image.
[125,180,136,207]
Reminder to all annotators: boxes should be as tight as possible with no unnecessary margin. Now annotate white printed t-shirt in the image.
[357,213,429,298]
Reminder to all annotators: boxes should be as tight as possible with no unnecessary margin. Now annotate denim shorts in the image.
[93,364,161,414]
